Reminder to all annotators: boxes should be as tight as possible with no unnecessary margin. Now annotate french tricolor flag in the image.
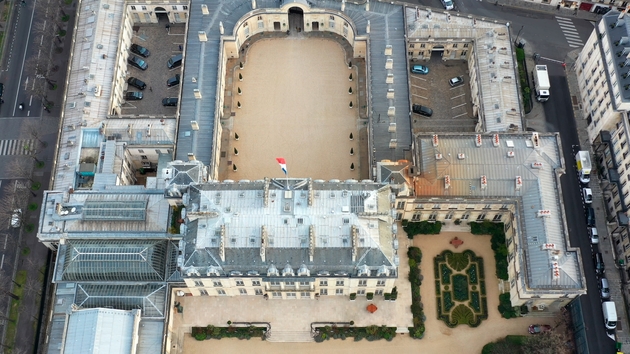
[276,157,288,175]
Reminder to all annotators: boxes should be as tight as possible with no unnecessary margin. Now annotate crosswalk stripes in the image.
[0,139,35,156]
[556,16,584,48]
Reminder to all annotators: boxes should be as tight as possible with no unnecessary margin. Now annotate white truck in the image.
[603,301,618,331]
[576,151,592,184]
[534,65,550,102]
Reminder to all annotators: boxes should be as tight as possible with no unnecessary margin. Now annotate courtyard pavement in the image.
[172,227,556,353]
[218,37,362,181]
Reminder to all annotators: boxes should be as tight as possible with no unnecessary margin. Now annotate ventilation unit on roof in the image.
[444,175,450,189]
[493,134,500,147]
[432,134,439,147]
[480,176,487,189]
[531,162,543,169]
[457,153,465,160]
[537,210,551,218]
[515,176,522,190]
[507,151,515,158]
[475,134,482,147]
[436,153,443,160]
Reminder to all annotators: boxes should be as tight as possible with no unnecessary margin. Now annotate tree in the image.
[522,332,570,354]
[21,119,51,150]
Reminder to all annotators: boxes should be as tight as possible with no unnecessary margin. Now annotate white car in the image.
[10,209,21,228]
[589,227,599,244]
[582,188,593,204]
[442,0,454,10]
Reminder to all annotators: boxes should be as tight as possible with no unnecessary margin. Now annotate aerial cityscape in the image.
[0,0,627,353]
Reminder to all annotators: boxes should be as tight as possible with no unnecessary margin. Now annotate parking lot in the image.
[120,20,184,116]
[409,52,475,133]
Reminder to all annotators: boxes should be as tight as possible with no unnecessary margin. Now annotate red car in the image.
[528,324,552,334]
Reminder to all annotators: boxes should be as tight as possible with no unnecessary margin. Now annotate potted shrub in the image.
[384,293,392,301]
[349,293,357,301]
[390,286,398,301]
[366,292,374,301]
[239,73,243,81]
[239,61,244,69]
[349,73,353,81]
[348,86,353,94]
[349,101,353,108]
[238,87,242,95]
[237,101,242,109]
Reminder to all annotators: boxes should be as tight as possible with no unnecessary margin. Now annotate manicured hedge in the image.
[470,221,509,280]
[498,293,518,319]
[407,247,426,339]
[403,221,442,238]
[191,325,266,340]
[314,325,396,342]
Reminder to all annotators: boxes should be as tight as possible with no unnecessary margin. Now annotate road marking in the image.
[452,113,468,118]
[556,16,584,47]
[412,94,428,100]
[411,84,427,90]
[451,94,465,99]
[0,139,35,155]
[451,103,466,109]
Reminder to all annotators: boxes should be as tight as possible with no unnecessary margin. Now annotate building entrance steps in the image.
[266,330,315,342]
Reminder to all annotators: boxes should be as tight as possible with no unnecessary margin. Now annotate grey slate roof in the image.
[178,0,411,166]
[414,133,583,290]
[63,308,139,354]
[180,178,397,278]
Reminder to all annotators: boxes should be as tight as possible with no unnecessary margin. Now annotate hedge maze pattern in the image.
[434,250,488,327]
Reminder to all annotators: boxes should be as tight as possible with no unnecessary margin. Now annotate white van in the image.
[602,301,617,330]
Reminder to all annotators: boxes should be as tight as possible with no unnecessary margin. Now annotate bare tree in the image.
[20,119,52,150]
[522,331,570,354]
[6,160,38,188]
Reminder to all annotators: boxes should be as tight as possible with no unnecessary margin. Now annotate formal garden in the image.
[434,249,488,327]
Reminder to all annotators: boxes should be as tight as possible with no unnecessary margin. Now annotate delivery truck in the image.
[576,151,592,184]
[534,65,550,102]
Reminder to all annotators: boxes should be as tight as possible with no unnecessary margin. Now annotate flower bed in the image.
[435,250,488,328]
[191,325,267,340]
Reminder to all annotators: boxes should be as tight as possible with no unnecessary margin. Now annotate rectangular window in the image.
[258,16,263,20]
[336,280,344,286]
[141,155,148,160]
[336,289,344,295]
[200,289,209,296]
[213,281,222,287]
[358,280,367,287]
[270,281,280,286]
[375,289,383,296]
[461,213,470,220]
[141,5,147,10]
[376,280,385,286]
[299,281,309,286]
[477,213,486,221]
[320,289,328,295]
[239,288,247,295]
[445,212,454,220]
[286,292,296,298]
[236,280,244,286]
[255,289,263,295]
[396,201,405,209]
[183,5,188,10]
[452,43,458,48]
[493,214,503,222]
[217,289,226,295]
[320,280,328,286]
[357,289,366,295]
[137,149,144,153]
[285,281,295,286]
[300,292,310,298]
[172,5,178,10]
[252,280,261,286]
[130,5,136,10]
[194,280,203,287]
[272,292,282,298]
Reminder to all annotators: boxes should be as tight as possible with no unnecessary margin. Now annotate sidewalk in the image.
[495,0,604,23]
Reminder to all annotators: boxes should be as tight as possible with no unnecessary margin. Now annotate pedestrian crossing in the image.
[556,16,584,48]
[0,139,36,156]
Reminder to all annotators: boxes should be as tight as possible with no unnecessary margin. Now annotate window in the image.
[270,281,280,286]
[285,281,295,286]
[420,43,426,48]
[258,16,263,20]
[172,5,178,10]
[236,280,244,286]
[200,289,209,296]
[300,292,310,298]
[433,204,441,209]
[463,43,469,48]
[239,288,247,295]
[255,289,263,295]
[428,213,437,221]
[130,5,136,10]
[141,155,148,160]
[445,212,453,220]
[411,213,421,221]
[336,289,344,295]
[183,5,188,10]
[286,292,296,298]
[137,149,144,153]
[320,280,328,286]
[320,289,328,295]
[396,201,405,209]
[376,280,385,287]
[452,43,458,48]
[358,280,367,287]
[336,280,344,286]
[213,281,223,287]
[461,213,470,220]
[477,213,487,221]
[194,280,203,287]
[272,292,282,298]
[217,289,226,295]
[375,289,383,296]
[357,289,366,295]
[409,44,415,49]
[141,5,147,10]
[252,280,261,286]
[493,214,503,222]
[299,281,309,286]
[330,15,335,20]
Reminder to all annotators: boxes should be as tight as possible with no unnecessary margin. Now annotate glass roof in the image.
[74,283,166,318]
[83,201,147,221]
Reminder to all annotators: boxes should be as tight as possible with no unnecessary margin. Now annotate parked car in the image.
[167,74,181,87]
[125,92,143,101]
[127,77,146,90]
[130,43,150,57]
[167,54,183,69]
[593,252,605,275]
[128,56,148,70]
[412,104,433,117]
[600,278,610,300]
[449,76,464,87]
[0,83,4,98]
[411,65,429,75]
[528,324,552,334]
[583,188,593,204]
[162,97,178,106]
[589,227,599,244]
[10,209,21,228]
[441,0,454,10]
[585,206,596,227]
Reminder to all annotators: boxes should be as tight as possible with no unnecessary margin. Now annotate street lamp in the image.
[514,25,524,47]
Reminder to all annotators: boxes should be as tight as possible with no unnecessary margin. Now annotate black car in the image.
[127,77,146,90]
[167,74,180,87]
[128,56,148,70]
[586,206,596,227]
[130,44,150,58]
[125,92,143,101]
[412,104,433,117]
[162,97,178,106]
[593,252,605,275]
[0,83,4,98]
